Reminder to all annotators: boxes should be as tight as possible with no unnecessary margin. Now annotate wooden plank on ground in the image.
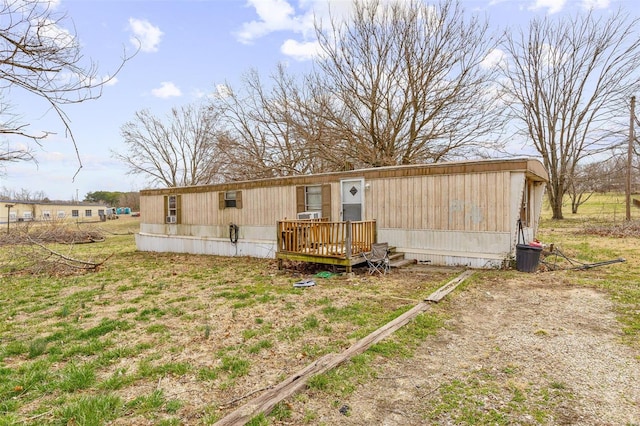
[425,269,475,302]
[214,270,474,426]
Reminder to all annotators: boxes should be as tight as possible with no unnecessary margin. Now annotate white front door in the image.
[341,179,364,221]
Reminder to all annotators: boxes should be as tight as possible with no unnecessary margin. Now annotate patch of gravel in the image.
[289,273,640,425]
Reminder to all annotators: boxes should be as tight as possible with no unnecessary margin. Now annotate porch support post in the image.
[276,221,282,254]
[372,219,377,245]
[345,221,352,259]
[345,221,353,273]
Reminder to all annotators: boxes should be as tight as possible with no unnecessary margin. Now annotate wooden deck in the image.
[276,219,377,272]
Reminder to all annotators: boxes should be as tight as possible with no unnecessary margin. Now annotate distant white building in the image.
[0,200,110,223]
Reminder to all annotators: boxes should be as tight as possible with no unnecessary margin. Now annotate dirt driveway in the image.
[287,271,640,425]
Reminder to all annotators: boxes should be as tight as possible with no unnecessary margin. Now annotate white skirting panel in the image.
[378,228,513,268]
[135,232,277,258]
[139,224,276,241]
[136,227,514,268]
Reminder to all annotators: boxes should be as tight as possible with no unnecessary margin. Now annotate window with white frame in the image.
[224,191,237,208]
[305,185,322,212]
[57,211,66,218]
[296,184,331,219]
[72,210,79,217]
[43,210,51,220]
[85,209,92,217]
[166,195,178,223]
[218,191,242,209]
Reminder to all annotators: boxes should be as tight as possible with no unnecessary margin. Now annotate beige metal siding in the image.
[146,186,301,228]
[244,186,298,224]
[142,170,514,235]
[141,195,165,224]
[140,159,546,230]
[365,171,511,232]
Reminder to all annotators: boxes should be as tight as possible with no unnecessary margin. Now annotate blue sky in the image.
[0,0,633,201]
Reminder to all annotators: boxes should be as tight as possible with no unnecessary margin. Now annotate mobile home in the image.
[136,158,548,270]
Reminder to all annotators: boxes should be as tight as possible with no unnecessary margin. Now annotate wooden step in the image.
[390,258,416,268]
[380,245,416,269]
[388,252,405,262]
[388,249,417,269]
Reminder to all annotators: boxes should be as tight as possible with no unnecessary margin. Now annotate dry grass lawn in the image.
[0,200,639,425]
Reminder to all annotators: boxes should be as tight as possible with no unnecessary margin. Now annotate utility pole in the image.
[5,204,14,234]
[627,96,635,221]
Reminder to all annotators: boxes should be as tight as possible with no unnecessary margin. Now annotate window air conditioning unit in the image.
[297,211,321,220]
[166,216,177,224]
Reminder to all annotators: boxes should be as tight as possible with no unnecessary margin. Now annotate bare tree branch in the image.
[0,221,110,276]
[0,0,134,173]
[114,104,224,187]
[309,0,505,168]
[214,66,322,180]
[499,8,640,219]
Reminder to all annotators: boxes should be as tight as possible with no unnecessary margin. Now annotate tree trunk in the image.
[571,194,581,214]
[551,200,564,220]
[548,183,564,220]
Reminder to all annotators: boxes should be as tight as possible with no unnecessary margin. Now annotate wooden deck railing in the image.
[277,219,376,259]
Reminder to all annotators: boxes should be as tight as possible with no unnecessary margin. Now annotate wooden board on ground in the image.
[214,269,474,426]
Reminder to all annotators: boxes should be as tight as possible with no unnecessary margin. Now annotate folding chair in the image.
[363,242,390,275]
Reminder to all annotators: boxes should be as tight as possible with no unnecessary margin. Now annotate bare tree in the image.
[0,186,47,201]
[215,64,358,180]
[499,9,640,219]
[118,191,140,211]
[566,162,597,214]
[309,0,504,168]
[211,0,503,179]
[115,104,224,187]
[214,66,322,180]
[0,0,130,174]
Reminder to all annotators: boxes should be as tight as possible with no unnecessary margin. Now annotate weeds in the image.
[58,394,123,426]
[59,362,96,391]
[220,356,250,378]
[27,338,48,358]
[247,339,273,354]
[0,204,636,425]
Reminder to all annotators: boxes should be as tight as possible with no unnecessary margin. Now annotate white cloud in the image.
[528,0,567,14]
[481,48,507,70]
[216,83,233,98]
[235,0,310,44]
[235,0,356,62]
[236,0,453,62]
[34,18,75,49]
[151,82,182,98]
[102,75,118,86]
[280,39,322,61]
[40,151,66,162]
[128,18,163,53]
[580,0,610,9]
[540,42,568,68]
[192,89,208,99]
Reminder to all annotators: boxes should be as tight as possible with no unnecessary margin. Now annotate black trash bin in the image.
[516,244,542,272]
